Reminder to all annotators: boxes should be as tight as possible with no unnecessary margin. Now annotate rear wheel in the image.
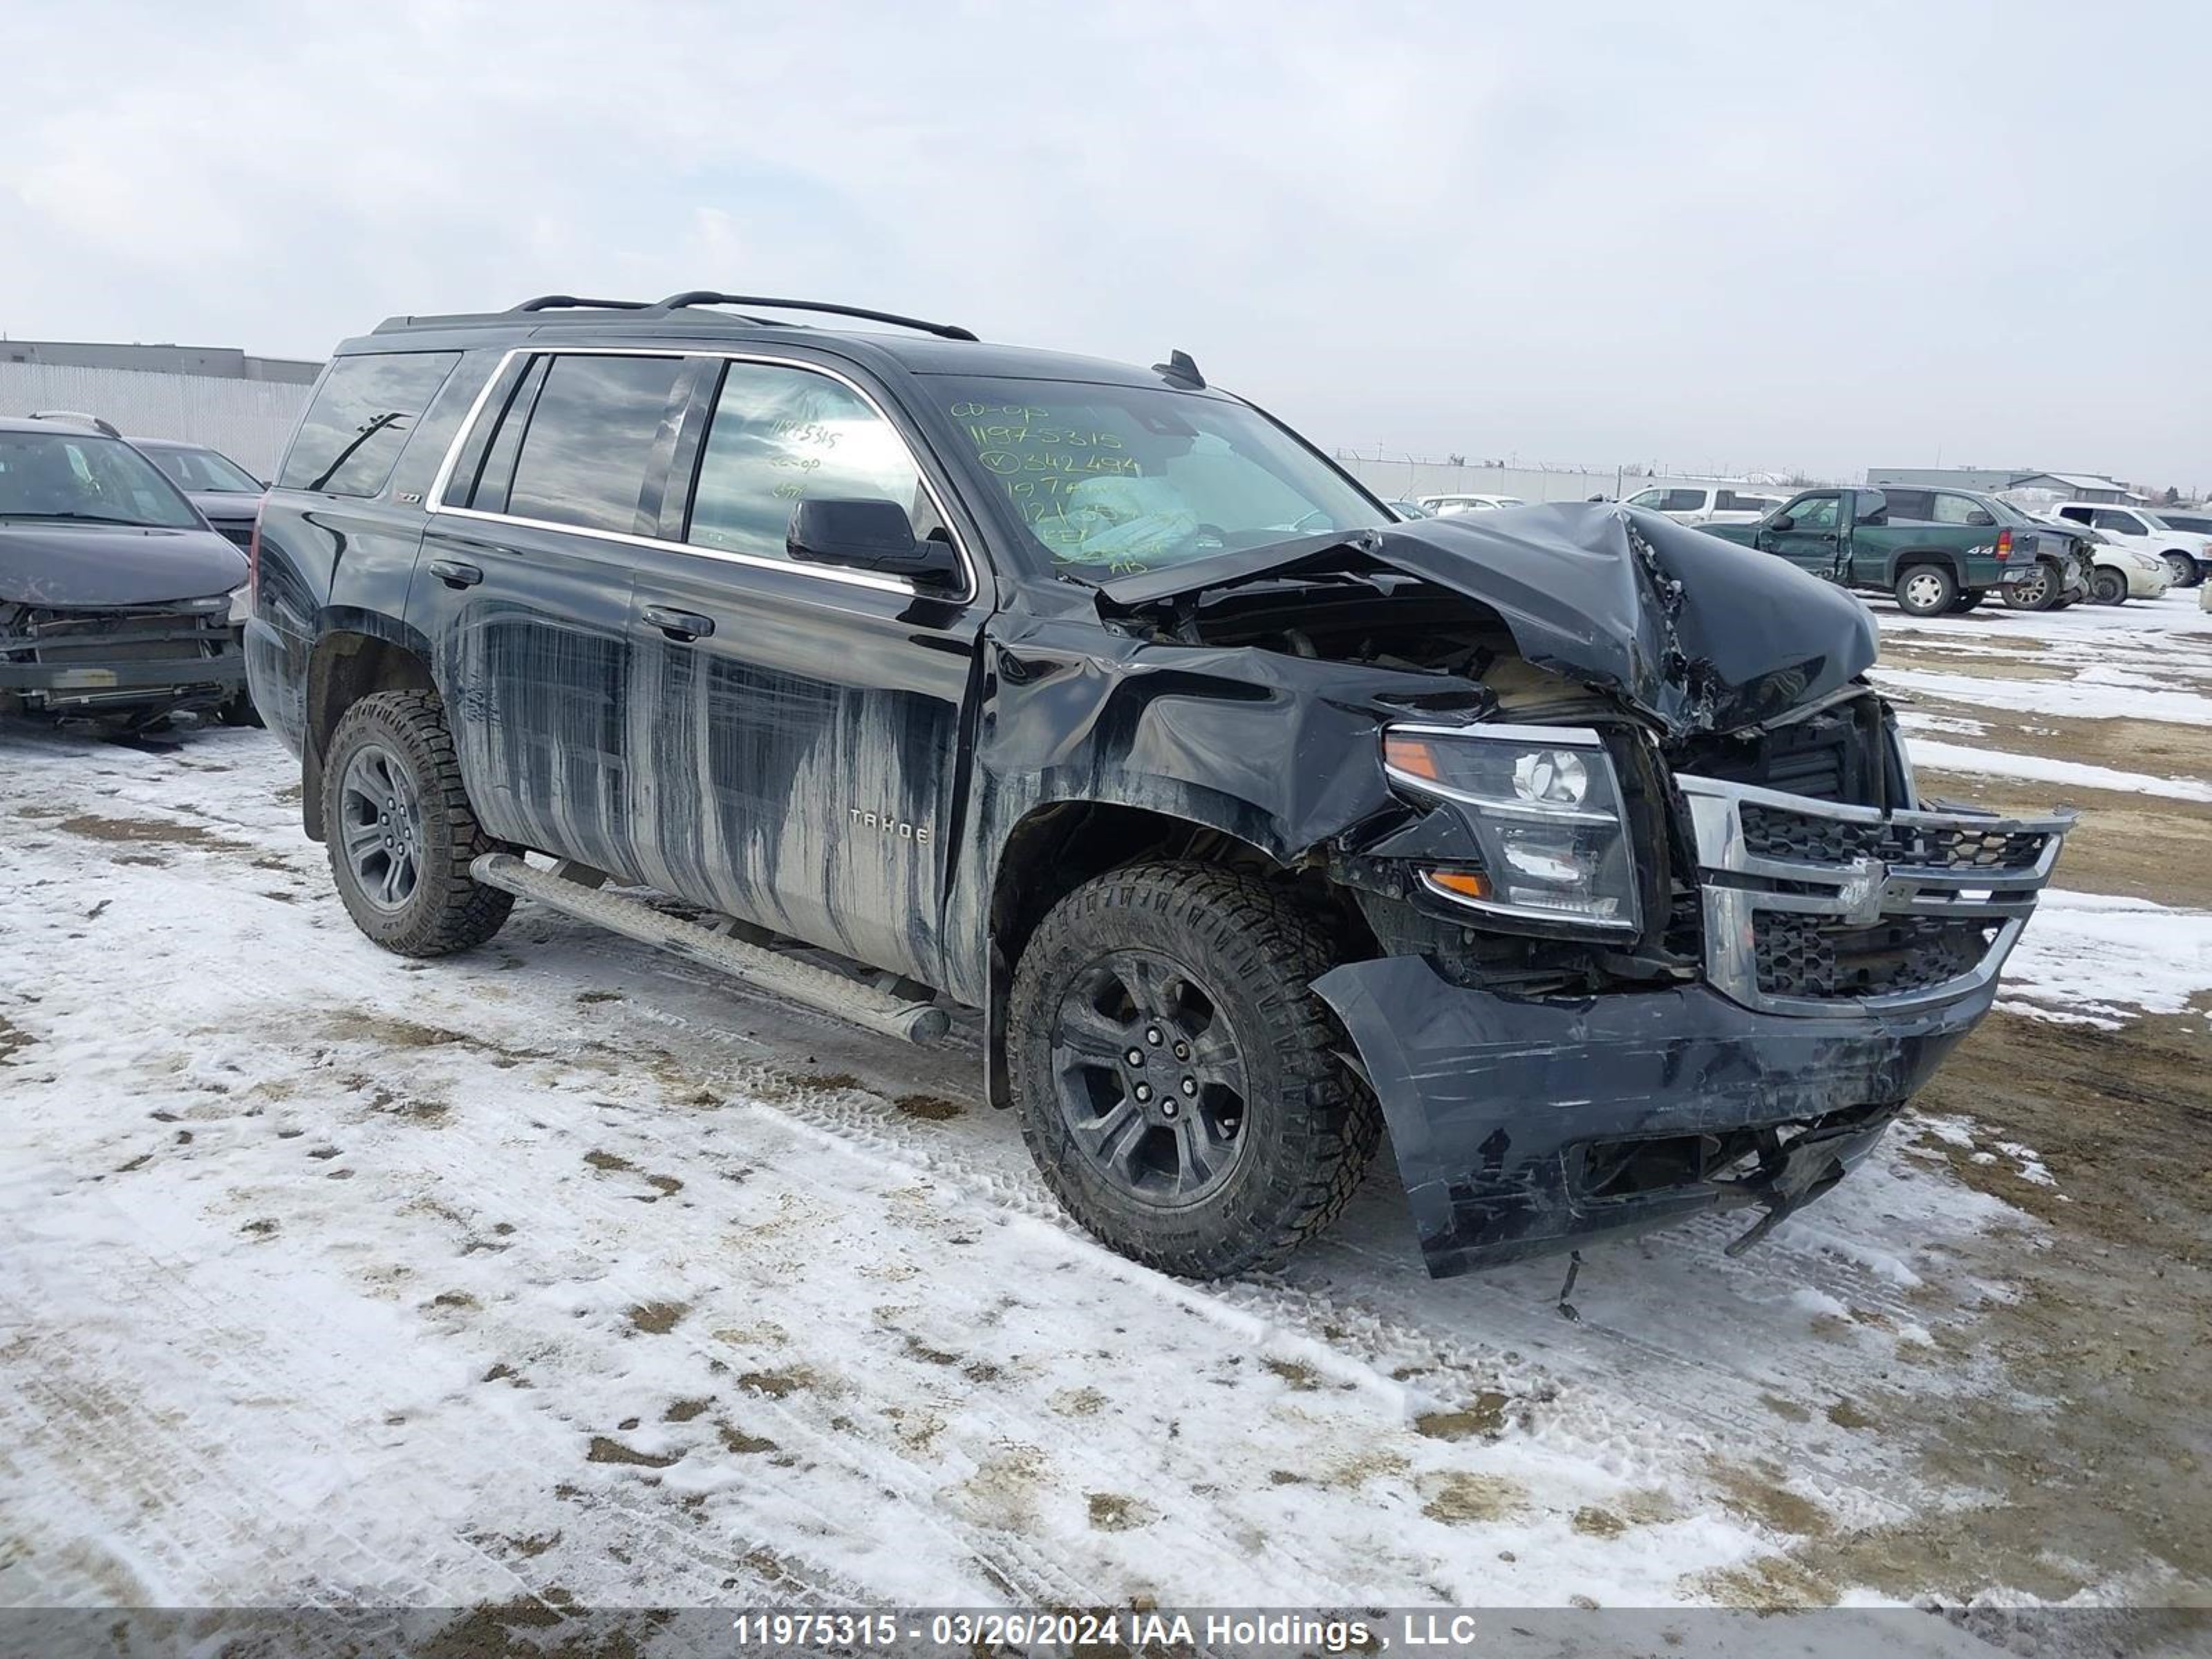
[1895,565,1957,617]
[2090,568,2129,606]
[1009,861,1379,1278]
[1947,590,1985,614]
[321,689,512,956]
[2005,560,2060,611]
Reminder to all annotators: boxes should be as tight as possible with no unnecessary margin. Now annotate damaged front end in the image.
[1316,772,2072,1276]
[1094,504,2073,1277]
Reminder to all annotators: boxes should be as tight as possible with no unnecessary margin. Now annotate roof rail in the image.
[509,294,657,312]
[28,409,122,438]
[656,292,978,342]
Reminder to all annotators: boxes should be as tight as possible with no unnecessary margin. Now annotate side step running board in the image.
[469,852,950,1044]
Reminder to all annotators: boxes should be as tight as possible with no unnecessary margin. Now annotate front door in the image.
[1761,491,1846,579]
[621,354,990,989]
[409,349,692,880]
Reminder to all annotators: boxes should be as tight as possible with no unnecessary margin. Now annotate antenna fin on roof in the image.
[1152,350,1205,389]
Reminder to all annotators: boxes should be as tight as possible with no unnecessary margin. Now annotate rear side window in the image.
[504,355,690,535]
[279,352,460,496]
[1659,488,1705,512]
[2092,509,2144,534]
[1882,489,1935,520]
[1930,494,1983,525]
[684,362,940,563]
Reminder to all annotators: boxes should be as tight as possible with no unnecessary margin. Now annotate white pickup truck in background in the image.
[2052,502,2212,590]
[1619,483,1785,526]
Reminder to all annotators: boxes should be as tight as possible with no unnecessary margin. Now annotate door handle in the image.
[641,604,715,642]
[428,559,483,589]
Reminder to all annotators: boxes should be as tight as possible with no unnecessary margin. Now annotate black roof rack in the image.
[656,292,978,342]
[510,294,657,312]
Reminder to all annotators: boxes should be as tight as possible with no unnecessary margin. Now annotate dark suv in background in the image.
[245,292,2071,1280]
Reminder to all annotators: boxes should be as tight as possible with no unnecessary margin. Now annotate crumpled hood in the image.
[0,523,248,608]
[1098,503,1880,735]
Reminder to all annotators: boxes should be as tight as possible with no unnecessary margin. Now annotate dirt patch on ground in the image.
[892,1092,964,1122]
[1418,1472,1524,1525]
[0,1015,30,1065]
[1753,1009,2212,1602]
[626,1301,688,1335]
[54,813,250,854]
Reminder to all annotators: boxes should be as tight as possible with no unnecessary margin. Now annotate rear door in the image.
[409,349,692,879]
[621,352,991,988]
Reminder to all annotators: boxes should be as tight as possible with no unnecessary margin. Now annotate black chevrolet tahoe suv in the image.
[246,293,2072,1280]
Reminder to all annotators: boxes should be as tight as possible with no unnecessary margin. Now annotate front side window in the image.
[279,352,459,497]
[0,431,201,527]
[931,375,1384,575]
[149,444,262,494]
[686,363,941,562]
[1786,494,1841,531]
[505,354,689,535]
[1626,489,1666,509]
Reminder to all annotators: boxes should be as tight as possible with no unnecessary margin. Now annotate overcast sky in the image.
[3,1,2204,489]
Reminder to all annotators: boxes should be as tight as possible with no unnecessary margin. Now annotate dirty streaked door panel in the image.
[624,357,986,988]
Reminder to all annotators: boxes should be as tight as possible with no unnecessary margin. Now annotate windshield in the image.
[930,376,1385,575]
[0,431,202,527]
[147,444,262,494]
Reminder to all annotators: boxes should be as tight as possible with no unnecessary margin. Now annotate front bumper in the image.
[1316,962,1986,1276]
[1318,778,2073,1277]
[0,606,245,713]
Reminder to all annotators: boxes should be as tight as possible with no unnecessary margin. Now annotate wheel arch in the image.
[1888,547,1962,582]
[302,619,437,840]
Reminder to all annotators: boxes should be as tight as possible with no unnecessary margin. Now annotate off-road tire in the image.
[2090,568,2128,606]
[1009,861,1380,1278]
[1947,590,1985,614]
[322,689,512,957]
[1895,563,1957,616]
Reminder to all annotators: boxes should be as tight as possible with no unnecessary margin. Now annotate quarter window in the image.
[685,363,941,563]
[504,355,688,535]
[279,352,460,497]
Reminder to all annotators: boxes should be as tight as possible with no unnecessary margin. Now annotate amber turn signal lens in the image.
[1384,734,1443,780]
[1424,870,1490,899]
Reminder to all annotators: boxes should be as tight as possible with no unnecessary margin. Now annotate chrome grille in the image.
[1680,775,2072,1016]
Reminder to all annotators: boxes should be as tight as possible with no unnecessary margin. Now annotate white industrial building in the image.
[1866,465,2145,503]
[0,339,321,479]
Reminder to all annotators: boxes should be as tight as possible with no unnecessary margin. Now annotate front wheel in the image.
[321,689,512,956]
[1009,862,1380,1279]
[2090,568,2129,606]
[1947,590,1985,614]
[2163,551,2201,589]
[1895,565,1957,616]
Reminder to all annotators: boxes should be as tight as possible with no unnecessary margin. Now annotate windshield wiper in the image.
[0,510,159,526]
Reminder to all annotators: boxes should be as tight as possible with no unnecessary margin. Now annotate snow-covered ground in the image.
[0,725,2077,1623]
[5,592,2206,1636]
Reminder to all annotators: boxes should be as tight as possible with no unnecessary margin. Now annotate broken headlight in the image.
[1382,723,1640,934]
